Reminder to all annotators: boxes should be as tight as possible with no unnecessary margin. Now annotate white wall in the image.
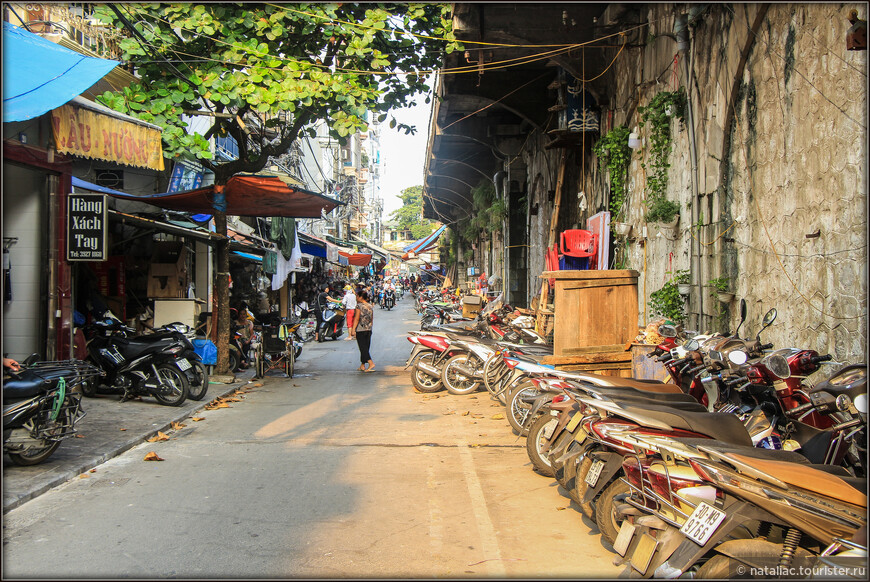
[3,164,46,360]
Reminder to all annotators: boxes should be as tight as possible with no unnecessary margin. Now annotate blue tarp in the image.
[300,243,326,258]
[72,176,127,196]
[403,225,447,254]
[2,22,119,123]
[232,251,262,262]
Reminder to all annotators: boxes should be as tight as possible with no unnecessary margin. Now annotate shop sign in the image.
[168,160,204,192]
[67,193,107,261]
[51,103,165,171]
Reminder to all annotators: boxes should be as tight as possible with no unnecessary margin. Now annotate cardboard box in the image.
[462,294,483,318]
[147,242,189,298]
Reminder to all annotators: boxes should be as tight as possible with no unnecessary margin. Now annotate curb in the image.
[3,380,247,513]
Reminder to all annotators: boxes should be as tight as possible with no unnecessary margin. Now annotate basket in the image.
[261,325,289,353]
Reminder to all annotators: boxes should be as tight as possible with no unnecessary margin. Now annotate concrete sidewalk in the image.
[2,369,257,512]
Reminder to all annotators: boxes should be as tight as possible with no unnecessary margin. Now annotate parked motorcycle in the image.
[4,357,102,465]
[318,299,346,341]
[143,322,209,401]
[81,319,191,406]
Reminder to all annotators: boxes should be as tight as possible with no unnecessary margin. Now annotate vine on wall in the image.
[592,125,632,218]
[639,88,686,223]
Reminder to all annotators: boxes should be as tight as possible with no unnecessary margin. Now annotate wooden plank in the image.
[535,151,567,313]
[541,351,632,366]
[562,280,637,290]
[540,269,640,280]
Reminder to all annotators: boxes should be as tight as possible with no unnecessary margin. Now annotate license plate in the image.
[679,502,727,546]
[565,412,583,432]
[613,520,636,556]
[631,532,659,574]
[176,358,192,371]
[585,459,605,487]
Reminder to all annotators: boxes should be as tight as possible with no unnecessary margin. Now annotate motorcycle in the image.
[81,319,191,406]
[384,288,396,310]
[4,357,103,465]
[318,299,346,341]
[142,322,209,401]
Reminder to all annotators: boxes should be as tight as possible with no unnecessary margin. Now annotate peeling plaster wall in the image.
[599,3,867,365]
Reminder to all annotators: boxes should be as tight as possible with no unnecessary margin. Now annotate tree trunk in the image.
[213,194,231,376]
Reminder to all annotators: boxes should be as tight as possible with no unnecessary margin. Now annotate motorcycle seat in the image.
[3,369,70,400]
[585,387,702,406]
[620,404,753,446]
[580,375,682,394]
[725,452,867,508]
[114,337,179,360]
[673,437,812,465]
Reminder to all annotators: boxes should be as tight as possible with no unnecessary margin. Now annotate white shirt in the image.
[343,290,357,310]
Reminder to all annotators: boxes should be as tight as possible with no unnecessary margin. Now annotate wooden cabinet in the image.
[538,270,639,357]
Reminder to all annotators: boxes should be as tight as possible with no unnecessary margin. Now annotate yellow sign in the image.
[51,103,164,171]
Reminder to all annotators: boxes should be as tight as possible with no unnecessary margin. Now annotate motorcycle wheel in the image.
[186,361,210,401]
[526,413,557,477]
[284,348,295,378]
[595,477,631,545]
[81,374,99,397]
[442,354,480,395]
[152,364,189,406]
[292,334,303,360]
[4,397,77,466]
[571,454,597,520]
[482,354,503,395]
[506,381,539,435]
[228,349,241,373]
[693,555,748,579]
[411,352,444,393]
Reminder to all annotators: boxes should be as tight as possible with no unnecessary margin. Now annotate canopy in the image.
[402,225,447,260]
[338,251,372,267]
[2,22,120,122]
[102,174,342,218]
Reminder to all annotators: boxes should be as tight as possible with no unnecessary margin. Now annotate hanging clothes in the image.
[269,217,296,260]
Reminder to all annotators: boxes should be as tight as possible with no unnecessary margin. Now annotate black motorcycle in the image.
[318,300,345,341]
[81,319,191,406]
[142,322,209,401]
[384,288,396,310]
[4,357,103,465]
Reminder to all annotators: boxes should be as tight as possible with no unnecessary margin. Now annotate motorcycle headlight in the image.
[764,354,791,379]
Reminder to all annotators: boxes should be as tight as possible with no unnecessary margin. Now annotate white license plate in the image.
[176,358,192,371]
[585,459,605,487]
[679,502,727,546]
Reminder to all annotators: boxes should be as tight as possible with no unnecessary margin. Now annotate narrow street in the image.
[2,299,621,579]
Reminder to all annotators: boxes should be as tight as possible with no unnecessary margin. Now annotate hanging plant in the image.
[638,88,686,224]
[592,125,632,218]
[648,270,688,323]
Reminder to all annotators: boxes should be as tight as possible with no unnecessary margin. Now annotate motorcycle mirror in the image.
[709,350,723,362]
[728,350,748,366]
[757,308,777,339]
[684,339,700,351]
[658,324,679,338]
[22,353,40,366]
[734,299,747,337]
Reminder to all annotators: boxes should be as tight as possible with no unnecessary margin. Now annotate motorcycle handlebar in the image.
[759,343,774,350]
[811,354,833,364]
[655,352,672,362]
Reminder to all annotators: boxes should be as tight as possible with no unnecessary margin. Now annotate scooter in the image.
[4,357,102,465]
[384,288,396,310]
[81,319,191,406]
[318,300,345,341]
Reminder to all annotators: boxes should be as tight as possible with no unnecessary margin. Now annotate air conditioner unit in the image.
[341,150,350,160]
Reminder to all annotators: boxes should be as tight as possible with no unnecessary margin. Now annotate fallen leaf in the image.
[79,473,90,479]
[144,452,164,461]
[491,413,505,420]
[293,384,299,387]
[90,469,97,473]
[471,413,484,419]
[171,421,186,430]
[75,434,85,438]
[442,411,454,415]
[119,428,127,431]
[461,411,470,416]
[556,506,568,511]
[191,417,206,422]
[252,383,263,387]
[147,431,170,442]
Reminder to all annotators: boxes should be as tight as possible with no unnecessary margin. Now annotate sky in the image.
[377,93,434,218]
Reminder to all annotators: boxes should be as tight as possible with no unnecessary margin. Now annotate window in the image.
[404,231,413,241]
[215,135,239,161]
[390,232,398,241]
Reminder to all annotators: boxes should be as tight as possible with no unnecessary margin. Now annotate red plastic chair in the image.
[560,229,598,269]
[545,244,560,287]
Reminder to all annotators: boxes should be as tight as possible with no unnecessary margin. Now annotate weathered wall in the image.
[592,3,866,365]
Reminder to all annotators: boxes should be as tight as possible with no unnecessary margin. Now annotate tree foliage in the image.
[92,3,461,182]
[389,185,437,239]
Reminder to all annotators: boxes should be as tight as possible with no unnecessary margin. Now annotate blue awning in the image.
[232,251,263,262]
[2,22,120,123]
[300,243,326,258]
[72,176,127,196]
[403,225,447,254]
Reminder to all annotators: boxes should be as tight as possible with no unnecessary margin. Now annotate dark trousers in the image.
[356,330,372,364]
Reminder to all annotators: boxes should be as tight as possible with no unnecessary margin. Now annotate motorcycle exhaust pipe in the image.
[415,360,443,378]
[453,363,481,378]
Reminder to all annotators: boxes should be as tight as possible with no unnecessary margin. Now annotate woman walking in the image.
[351,290,375,372]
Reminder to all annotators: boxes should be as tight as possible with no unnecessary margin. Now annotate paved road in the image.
[2,298,621,578]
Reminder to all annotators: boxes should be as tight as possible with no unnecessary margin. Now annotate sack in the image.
[192,339,217,366]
